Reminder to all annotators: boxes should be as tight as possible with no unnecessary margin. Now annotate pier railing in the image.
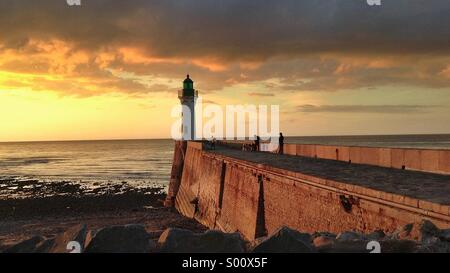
[277,143,449,175]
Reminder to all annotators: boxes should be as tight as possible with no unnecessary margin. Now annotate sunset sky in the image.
[1,0,450,142]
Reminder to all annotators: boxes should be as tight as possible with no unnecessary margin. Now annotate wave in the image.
[0,157,69,167]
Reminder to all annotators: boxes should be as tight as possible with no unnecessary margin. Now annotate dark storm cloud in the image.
[0,0,449,59]
[297,104,442,114]
[0,0,449,95]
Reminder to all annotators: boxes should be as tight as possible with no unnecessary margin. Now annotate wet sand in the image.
[0,178,206,250]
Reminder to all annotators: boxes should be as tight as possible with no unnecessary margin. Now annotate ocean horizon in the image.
[2,133,450,145]
[1,134,449,193]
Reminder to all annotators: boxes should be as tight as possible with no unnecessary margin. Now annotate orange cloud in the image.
[192,58,228,72]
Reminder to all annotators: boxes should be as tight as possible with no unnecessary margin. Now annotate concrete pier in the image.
[169,141,450,240]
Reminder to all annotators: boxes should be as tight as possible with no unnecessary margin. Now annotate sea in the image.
[0,135,449,191]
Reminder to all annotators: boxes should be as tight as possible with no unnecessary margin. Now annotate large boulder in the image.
[85,224,155,253]
[393,223,414,240]
[48,224,88,253]
[413,223,450,253]
[84,230,96,250]
[2,236,46,253]
[35,238,56,253]
[419,220,441,243]
[336,231,365,242]
[367,230,386,241]
[393,220,440,242]
[415,239,450,253]
[439,229,450,242]
[313,235,336,249]
[251,226,316,253]
[320,239,417,253]
[312,231,337,249]
[158,228,246,253]
[380,240,419,253]
[318,240,368,253]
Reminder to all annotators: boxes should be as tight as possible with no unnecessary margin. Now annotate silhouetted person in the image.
[211,136,216,150]
[254,135,260,152]
[278,132,284,154]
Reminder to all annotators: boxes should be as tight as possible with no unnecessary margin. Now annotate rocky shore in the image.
[0,177,206,249]
[3,220,450,253]
[2,177,450,253]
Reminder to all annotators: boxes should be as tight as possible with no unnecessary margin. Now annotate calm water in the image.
[0,139,174,190]
[0,135,449,191]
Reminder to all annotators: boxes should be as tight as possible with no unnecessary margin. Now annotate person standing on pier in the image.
[254,135,260,152]
[211,136,216,150]
[278,132,284,154]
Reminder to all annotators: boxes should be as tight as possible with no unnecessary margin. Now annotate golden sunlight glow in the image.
[1,33,449,142]
[0,89,177,142]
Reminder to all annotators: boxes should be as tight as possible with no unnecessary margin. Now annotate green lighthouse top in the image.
[183,74,194,90]
[179,74,197,98]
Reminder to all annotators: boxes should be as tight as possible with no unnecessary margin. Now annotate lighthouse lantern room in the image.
[178,74,198,140]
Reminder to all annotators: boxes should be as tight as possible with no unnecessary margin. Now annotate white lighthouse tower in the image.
[178,74,198,140]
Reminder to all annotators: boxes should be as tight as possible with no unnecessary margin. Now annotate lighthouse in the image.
[178,74,198,140]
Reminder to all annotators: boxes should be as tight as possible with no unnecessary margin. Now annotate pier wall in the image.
[172,142,450,240]
[259,143,450,175]
[164,141,187,207]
